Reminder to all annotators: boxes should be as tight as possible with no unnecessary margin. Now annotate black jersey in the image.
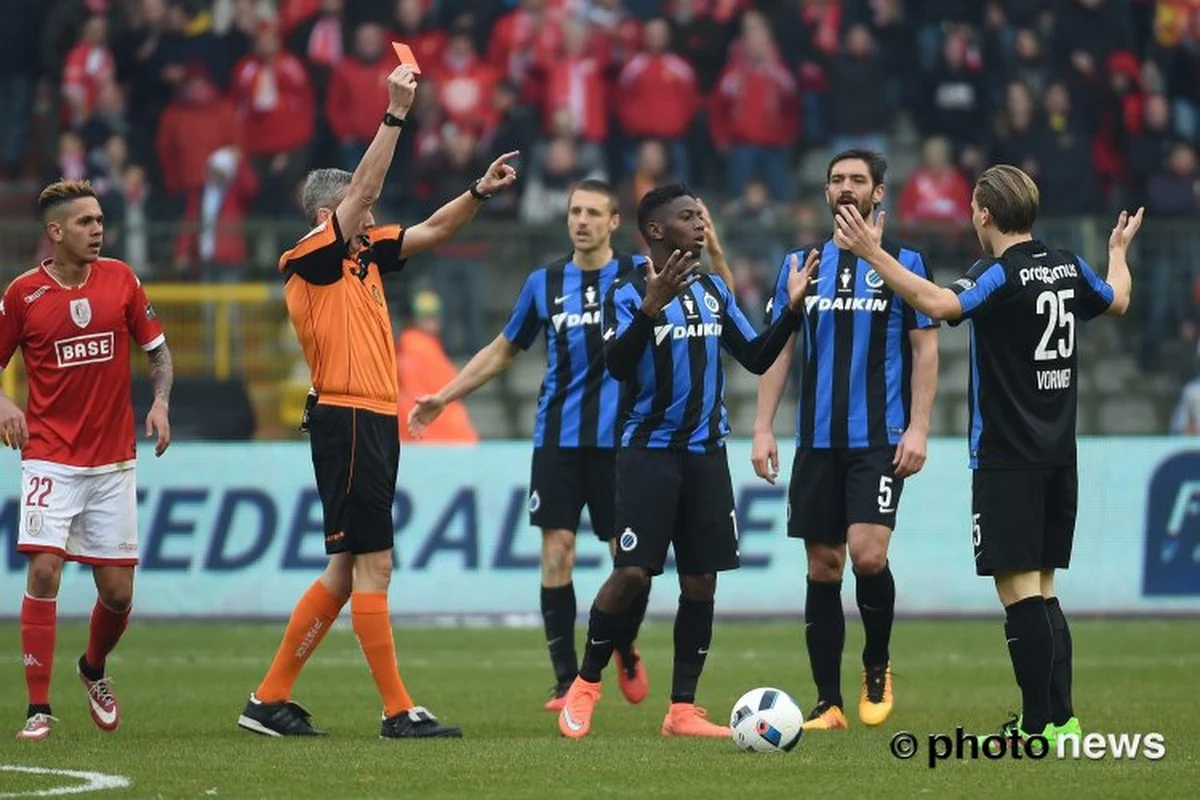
[949,240,1114,469]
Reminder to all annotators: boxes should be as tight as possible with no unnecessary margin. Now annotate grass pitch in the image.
[0,618,1196,798]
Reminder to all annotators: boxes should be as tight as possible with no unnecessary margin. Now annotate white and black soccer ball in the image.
[729,687,805,753]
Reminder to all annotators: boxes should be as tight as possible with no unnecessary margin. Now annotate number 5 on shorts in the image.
[877,476,894,514]
[972,513,982,547]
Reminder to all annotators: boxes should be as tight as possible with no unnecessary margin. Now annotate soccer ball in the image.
[729,687,805,753]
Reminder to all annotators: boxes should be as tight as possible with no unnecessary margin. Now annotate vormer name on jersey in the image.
[1037,368,1072,390]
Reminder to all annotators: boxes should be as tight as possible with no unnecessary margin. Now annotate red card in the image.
[392,42,421,73]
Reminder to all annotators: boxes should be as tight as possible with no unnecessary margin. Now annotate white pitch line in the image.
[0,765,130,798]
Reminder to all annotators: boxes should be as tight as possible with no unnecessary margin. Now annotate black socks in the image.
[541,583,578,687]
[578,605,622,683]
[671,596,714,704]
[1004,596,1054,734]
[855,564,895,668]
[1045,596,1074,725]
[805,578,845,708]
[615,581,651,670]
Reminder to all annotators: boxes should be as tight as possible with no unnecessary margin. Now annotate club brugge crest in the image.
[69,298,91,328]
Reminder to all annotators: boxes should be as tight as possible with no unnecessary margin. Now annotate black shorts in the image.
[612,448,740,577]
[308,404,399,556]
[787,447,903,543]
[528,447,616,540]
[972,466,1077,576]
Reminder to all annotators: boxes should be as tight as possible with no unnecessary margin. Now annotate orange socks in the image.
[257,584,416,718]
[256,580,345,703]
[350,591,413,717]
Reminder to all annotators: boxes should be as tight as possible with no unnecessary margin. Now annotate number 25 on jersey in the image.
[1035,289,1075,361]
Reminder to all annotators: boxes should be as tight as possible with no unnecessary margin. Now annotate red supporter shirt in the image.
[0,259,165,472]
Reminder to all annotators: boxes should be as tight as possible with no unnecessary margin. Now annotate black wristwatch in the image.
[382,111,406,128]
[469,179,492,201]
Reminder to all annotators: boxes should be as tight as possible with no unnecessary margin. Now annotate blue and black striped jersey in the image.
[768,238,937,449]
[502,253,645,448]
[604,272,801,453]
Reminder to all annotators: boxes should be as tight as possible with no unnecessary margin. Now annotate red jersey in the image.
[0,259,165,472]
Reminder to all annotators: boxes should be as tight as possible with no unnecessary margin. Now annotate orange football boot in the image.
[613,647,649,704]
[557,677,601,739]
[661,703,731,738]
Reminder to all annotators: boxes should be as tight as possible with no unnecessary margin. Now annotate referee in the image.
[239,63,518,739]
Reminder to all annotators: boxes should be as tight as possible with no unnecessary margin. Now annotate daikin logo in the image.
[655,322,722,344]
[552,310,601,331]
[805,296,890,313]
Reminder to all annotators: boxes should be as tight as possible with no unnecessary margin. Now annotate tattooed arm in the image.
[145,343,173,456]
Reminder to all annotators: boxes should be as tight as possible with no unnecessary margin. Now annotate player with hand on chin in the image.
[238,61,517,740]
[832,164,1140,743]
[752,150,938,732]
[557,184,814,739]
[2,179,173,740]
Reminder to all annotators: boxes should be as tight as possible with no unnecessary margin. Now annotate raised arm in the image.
[604,250,700,380]
[399,152,520,258]
[604,287,656,382]
[334,66,417,241]
[721,251,815,374]
[1102,207,1143,316]
[697,197,735,291]
[833,206,963,321]
[721,301,801,375]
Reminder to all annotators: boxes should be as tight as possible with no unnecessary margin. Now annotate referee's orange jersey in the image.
[279,214,408,416]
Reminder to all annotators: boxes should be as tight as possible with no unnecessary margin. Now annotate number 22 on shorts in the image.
[25,476,53,508]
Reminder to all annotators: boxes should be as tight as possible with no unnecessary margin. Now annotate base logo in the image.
[54,332,115,367]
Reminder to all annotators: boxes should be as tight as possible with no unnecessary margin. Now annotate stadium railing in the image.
[0,217,1193,438]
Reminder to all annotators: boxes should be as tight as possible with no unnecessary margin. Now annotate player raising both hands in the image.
[833,164,1140,744]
